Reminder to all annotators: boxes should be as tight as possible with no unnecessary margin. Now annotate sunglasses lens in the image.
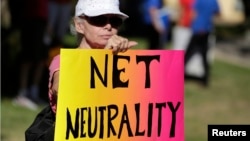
[109,17,123,27]
[88,16,107,26]
[87,16,123,28]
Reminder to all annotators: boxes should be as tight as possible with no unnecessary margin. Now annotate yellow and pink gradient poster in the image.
[55,49,184,141]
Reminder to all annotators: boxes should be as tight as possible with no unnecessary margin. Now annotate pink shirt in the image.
[48,55,60,114]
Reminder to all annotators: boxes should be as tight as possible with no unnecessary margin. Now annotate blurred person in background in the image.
[184,0,220,86]
[141,0,170,50]
[172,0,194,50]
[12,0,49,110]
[44,0,73,48]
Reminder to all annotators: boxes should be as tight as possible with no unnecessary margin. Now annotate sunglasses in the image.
[82,15,123,28]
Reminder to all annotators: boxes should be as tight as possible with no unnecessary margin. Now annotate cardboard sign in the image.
[54,49,184,141]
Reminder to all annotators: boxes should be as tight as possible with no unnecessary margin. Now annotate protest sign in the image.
[54,49,184,141]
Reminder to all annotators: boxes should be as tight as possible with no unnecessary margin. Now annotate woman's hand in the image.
[105,35,138,54]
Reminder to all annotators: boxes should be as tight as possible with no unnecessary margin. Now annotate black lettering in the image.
[167,102,181,137]
[90,55,108,88]
[66,108,79,139]
[147,103,153,137]
[156,103,166,136]
[107,105,118,137]
[135,103,145,136]
[136,55,160,88]
[118,104,133,138]
[80,108,87,138]
[98,106,106,138]
[65,102,180,139]
[87,107,98,138]
[112,55,130,88]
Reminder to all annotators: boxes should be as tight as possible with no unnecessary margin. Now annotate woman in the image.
[25,0,137,140]
[49,0,138,114]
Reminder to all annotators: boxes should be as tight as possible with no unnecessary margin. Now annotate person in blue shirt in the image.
[184,0,220,86]
[141,0,170,49]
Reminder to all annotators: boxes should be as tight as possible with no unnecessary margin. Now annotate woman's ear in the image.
[74,18,84,34]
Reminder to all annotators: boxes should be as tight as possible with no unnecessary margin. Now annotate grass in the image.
[1,37,250,141]
[1,99,44,141]
[185,60,250,141]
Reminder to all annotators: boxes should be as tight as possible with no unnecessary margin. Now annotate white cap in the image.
[75,0,128,19]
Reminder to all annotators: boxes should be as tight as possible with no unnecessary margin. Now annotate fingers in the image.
[105,35,138,54]
[128,41,138,48]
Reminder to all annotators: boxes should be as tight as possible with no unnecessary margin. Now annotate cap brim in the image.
[84,10,129,20]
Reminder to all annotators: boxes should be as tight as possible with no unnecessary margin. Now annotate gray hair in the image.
[70,17,84,46]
